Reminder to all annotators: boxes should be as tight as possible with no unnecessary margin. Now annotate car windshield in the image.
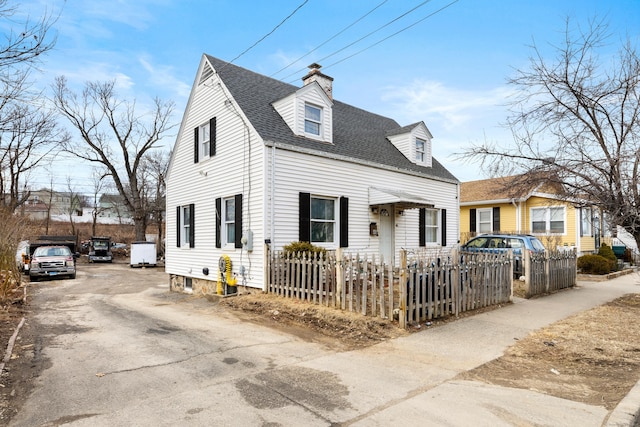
[530,239,546,251]
[34,247,71,257]
[465,237,488,248]
[93,241,109,249]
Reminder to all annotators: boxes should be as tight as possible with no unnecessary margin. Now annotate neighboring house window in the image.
[311,196,335,243]
[477,208,492,233]
[581,207,593,236]
[469,207,500,233]
[531,206,565,234]
[416,138,426,162]
[304,104,322,136]
[176,204,195,248]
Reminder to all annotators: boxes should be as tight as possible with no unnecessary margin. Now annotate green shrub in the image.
[282,241,327,258]
[597,243,618,271]
[577,254,612,275]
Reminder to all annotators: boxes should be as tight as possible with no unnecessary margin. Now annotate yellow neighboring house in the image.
[460,175,602,254]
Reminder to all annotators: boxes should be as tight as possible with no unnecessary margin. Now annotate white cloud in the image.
[381,79,513,132]
[138,56,191,100]
[377,79,517,182]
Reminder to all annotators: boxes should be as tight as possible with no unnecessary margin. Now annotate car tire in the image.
[69,273,76,280]
[29,275,37,282]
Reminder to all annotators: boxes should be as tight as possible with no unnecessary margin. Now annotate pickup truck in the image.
[29,245,77,282]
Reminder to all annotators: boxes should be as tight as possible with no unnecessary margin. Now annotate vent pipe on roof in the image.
[302,63,333,100]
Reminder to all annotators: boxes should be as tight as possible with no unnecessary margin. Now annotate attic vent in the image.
[199,63,214,85]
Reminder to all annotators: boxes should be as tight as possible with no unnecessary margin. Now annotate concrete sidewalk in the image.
[330,272,640,426]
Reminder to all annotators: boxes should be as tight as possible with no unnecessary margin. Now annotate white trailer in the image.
[130,241,157,267]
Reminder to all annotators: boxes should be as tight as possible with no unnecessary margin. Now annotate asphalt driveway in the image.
[8,262,640,426]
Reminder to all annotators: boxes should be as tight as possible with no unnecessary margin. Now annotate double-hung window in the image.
[311,196,335,243]
[581,207,593,236]
[199,122,210,160]
[224,197,235,245]
[531,206,565,234]
[424,208,438,243]
[304,104,322,136]
[477,208,492,233]
[416,138,426,162]
[177,204,194,248]
[182,206,191,246]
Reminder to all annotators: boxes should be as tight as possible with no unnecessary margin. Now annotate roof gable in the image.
[203,54,458,183]
[460,175,566,204]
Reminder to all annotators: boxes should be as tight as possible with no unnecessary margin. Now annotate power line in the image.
[224,0,310,70]
[324,0,460,71]
[282,0,435,82]
[270,0,389,78]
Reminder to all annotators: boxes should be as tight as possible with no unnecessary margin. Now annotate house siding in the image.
[267,148,458,259]
[166,62,266,291]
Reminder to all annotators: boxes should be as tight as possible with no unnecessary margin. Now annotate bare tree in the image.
[52,78,176,240]
[0,1,61,214]
[88,168,108,236]
[0,103,68,210]
[0,0,57,101]
[461,18,640,248]
[139,149,169,249]
[63,177,82,236]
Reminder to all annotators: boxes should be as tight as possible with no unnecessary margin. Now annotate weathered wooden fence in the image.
[524,249,577,298]
[266,248,514,328]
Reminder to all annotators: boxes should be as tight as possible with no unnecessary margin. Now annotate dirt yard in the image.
[1,277,640,421]
[220,290,640,411]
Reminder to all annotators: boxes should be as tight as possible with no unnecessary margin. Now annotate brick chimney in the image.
[302,63,333,100]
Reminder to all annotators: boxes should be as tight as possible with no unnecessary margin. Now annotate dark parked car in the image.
[460,234,546,277]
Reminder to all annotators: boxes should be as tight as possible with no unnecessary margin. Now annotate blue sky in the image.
[14,0,640,191]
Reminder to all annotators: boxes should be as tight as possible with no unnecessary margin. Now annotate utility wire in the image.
[281,0,434,82]
[324,0,460,71]
[270,0,389,78]
[222,0,310,70]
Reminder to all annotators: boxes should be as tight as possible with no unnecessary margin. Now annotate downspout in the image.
[512,199,519,233]
[271,146,276,247]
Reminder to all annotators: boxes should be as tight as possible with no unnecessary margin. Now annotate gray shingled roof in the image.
[205,55,458,182]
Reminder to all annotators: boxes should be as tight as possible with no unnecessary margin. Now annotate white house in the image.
[165,56,460,294]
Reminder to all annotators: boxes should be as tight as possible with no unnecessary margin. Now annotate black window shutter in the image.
[441,209,447,246]
[189,204,195,248]
[339,196,349,248]
[299,192,311,242]
[215,198,222,248]
[419,208,426,247]
[470,208,476,232]
[176,206,181,247]
[234,194,243,249]
[209,117,217,157]
[579,208,584,236]
[194,127,199,163]
[492,207,500,232]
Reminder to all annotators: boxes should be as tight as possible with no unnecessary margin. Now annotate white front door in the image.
[378,204,395,265]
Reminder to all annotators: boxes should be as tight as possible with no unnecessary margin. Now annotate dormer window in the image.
[305,103,322,136]
[416,138,426,162]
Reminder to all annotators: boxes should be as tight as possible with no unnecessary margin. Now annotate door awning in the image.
[368,187,435,209]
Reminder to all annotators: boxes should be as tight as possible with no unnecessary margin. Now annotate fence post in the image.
[263,242,270,293]
[524,250,531,298]
[545,251,550,293]
[399,249,407,329]
[336,247,343,308]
